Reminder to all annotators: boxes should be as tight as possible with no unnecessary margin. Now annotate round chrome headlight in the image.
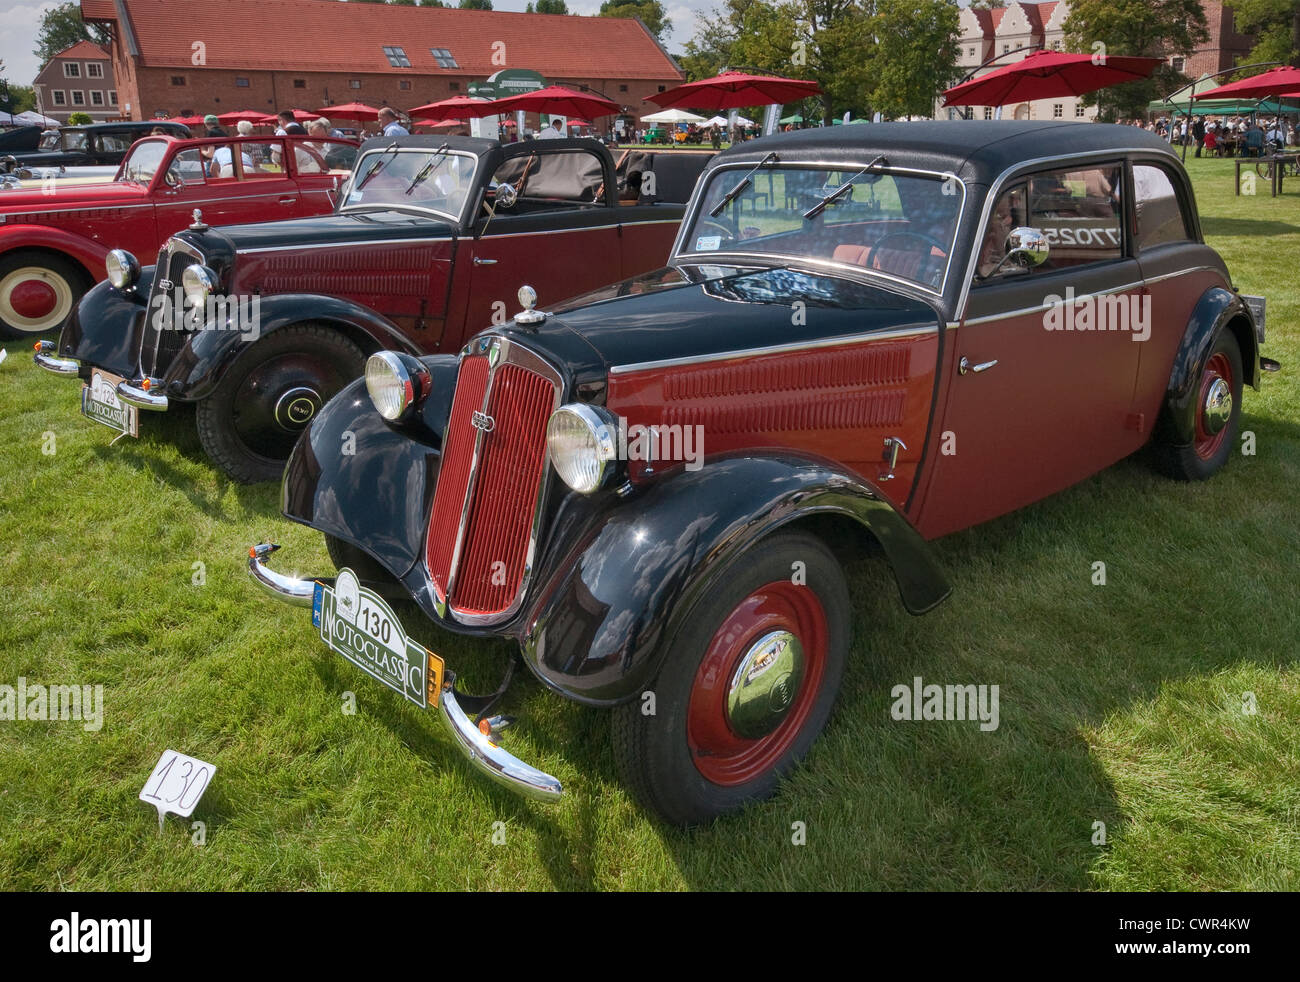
[546,403,618,494]
[181,264,217,307]
[105,249,140,291]
[365,351,427,422]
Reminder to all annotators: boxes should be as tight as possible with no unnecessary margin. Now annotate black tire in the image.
[612,529,851,827]
[195,323,364,484]
[0,251,89,340]
[1152,328,1243,481]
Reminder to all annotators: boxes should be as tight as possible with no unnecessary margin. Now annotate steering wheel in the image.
[163,166,182,189]
[870,231,948,282]
[693,216,737,243]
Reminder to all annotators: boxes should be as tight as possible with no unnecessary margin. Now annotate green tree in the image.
[868,0,962,119]
[969,1,1004,9]
[534,0,570,12]
[1063,0,1209,120]
[67,111,93,125]
[33,1,110,66]
[1230,0,1300,68]
[420,0,448,6]
[458,0,493,8]
[599,0,670,42]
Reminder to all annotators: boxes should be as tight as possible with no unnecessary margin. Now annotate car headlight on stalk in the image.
[181,264,217,308]
[105,249,140,291]
[365,351,430,422]
[547,403,619,493]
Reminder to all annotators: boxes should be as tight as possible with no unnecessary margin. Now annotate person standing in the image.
[1192,117,1205,157]
[378,107,409,137]
[537,118,564,140]
[203,114,228,137]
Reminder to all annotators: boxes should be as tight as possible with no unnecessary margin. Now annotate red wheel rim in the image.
[687,580,827,786]
[9,279,58,320]
[1193,351,1233,461]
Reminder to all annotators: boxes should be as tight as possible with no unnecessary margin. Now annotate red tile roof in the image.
[85,0,682,80]
[51,40,111,61]
[80,0,117,19]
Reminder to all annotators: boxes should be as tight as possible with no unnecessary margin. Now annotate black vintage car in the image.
[248,122,1268,825]
[43,135,705,483]
[1,121,191,173]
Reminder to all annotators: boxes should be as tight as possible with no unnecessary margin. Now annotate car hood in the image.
[0,181,146,212]
[532,264,940,374]
[207,208,457,252]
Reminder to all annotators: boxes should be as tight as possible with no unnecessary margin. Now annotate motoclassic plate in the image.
[311,568,444,708]
[80,369,138,437]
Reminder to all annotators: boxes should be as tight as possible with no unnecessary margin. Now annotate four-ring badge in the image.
[471,411,495,432]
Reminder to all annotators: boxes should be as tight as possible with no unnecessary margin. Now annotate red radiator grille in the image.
[451,364,554,615]
[424,355,556,620]
[426,354,490,600]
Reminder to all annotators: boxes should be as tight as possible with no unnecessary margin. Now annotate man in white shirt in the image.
[210,144,254,178]
[537,119,565,140]
[378,107,409,137]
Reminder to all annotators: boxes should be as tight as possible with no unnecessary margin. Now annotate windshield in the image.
[39,130,63,151]
[119,139,168,185]
[679,163,963,291]
[341,147,478,221]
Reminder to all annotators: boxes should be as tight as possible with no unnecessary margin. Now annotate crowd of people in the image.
[1119,115,1298,157]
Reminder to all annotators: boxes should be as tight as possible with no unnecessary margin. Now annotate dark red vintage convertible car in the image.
[248,122,1271,824]
[38,135,704,482]
[4,133,357,339]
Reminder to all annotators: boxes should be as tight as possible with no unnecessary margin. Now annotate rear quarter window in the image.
[1133,163,1193,250]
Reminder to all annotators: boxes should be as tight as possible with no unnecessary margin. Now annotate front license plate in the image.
[311,568,444,708]
[1242,294,1266,343]
[80,369,138,437]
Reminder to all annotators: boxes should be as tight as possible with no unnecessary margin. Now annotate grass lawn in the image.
[0,154,1296,891]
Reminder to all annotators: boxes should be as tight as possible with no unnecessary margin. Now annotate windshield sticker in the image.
[347,189,363,203]
[695,235,721,252]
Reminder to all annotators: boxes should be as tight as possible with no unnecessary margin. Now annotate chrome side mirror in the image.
[1003,226,1050,268]
[493,181,517,210]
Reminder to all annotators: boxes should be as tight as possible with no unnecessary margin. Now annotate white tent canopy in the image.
[703,115,729,128]
[15,110,60,127]
[640,108,705,124]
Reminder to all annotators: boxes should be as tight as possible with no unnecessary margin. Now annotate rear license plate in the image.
[311,568,444,708]
[1242,294,1266,342]
[80,369,138,437]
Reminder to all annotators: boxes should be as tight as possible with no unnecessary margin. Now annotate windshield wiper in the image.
[802,155,888,220]
[354,143,401,193]
[709,151,778,217]
[404,143,450,196]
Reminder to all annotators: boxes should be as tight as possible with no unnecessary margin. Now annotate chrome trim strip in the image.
[609,324,938,375]
[955,147,1174,319]
[439,686,562,802]
[669,158,966,298]
[239,236,455,253]
[0,202,153,219]
[480,219,682,240]
[1142,265,1222,286]
[960,279,1146,327]
[247,543,315,606]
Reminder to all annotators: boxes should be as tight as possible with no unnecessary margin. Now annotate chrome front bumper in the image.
[116,378,168,411]
[32,340,79,376]
[247,543,563,803]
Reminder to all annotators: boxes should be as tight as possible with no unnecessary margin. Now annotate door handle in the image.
[278,196,296,205]
[473,258,498,266]
[959,356,998,375]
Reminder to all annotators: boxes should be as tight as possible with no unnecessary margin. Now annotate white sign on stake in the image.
[0,348,7,366]
[139,749,216,831]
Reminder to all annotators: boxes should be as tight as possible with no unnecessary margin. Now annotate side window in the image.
[98,132,135,154]
[1133,164,1192,250]
[170,148,207,185]
[489,151,605,213]
[974,165,1122,284]
[237,142,282,179]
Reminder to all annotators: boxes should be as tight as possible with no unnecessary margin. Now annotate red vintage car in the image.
[0,133,357,338]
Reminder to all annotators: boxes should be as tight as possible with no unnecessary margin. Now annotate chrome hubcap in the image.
[273,386,322,430]
[1203,377,1232,435]
[726,630,804,739]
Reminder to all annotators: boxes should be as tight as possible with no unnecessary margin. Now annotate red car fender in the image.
[0,223,110,282]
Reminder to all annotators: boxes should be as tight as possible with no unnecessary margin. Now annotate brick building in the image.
[32,40,119,123]
[937,1,1258,123]
[79,0,683,126]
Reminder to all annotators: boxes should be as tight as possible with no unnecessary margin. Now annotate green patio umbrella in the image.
[779,113,804,124]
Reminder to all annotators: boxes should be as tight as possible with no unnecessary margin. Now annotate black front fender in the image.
[517,454,952,707]
[281,356,461,581]
[162,294,420,402]
[59,269,156,381]
[1158,286,1261,446]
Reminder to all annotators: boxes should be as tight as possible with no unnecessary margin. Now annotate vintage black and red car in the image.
[36,135,702,482]
[247,122,1269,825]
[4,132,357,340]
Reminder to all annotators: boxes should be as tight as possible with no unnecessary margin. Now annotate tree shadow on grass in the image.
[1200,216,1300,237]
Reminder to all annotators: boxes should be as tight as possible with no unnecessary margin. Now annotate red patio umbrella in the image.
[318,101,381,121]
[648,71,821,111]
[270,108,318,122]
[408,95,498,121]
[488,86,620,119]
[1192,65,1300,101]
[942,50,1162,107]
[217,109,274,125]
[164,115,207,127]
